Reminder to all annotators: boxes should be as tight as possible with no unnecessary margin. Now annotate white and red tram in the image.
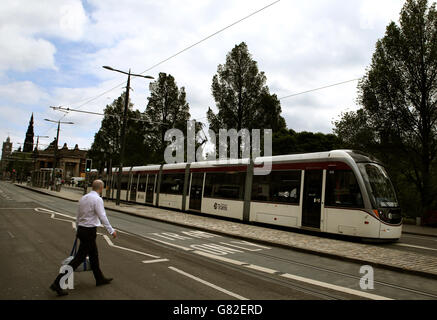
[99,150,402,240]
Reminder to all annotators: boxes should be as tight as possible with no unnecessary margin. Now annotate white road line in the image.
[168,266,248,300]
[34,207,165,260]
[0,208,35,210]
[281,273,393,300]
[102,235,160,258]
[142,235,194,251]
[244,264,277,274]
[29,206,394,300]
[34,207,75,219]
[193,250,248,266]
[142,259,169,264]
[394,243,437,251]
[194,248,394,300]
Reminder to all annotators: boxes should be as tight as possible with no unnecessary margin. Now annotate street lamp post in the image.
[44,119,74,191]
[102,66,153,205]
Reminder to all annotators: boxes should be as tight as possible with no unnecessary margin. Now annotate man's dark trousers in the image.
[54,226,104,285]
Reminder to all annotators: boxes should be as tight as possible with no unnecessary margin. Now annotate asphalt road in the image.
[1,181,437,300]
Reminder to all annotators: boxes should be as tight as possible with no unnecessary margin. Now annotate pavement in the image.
[12,182,437,280]
[2,181,437,300]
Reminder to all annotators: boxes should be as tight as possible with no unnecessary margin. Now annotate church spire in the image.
[23,113,34,152]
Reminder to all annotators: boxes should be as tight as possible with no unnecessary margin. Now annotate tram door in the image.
[189,173,203,211]
[302,170,323,229]
[145,174,155,204]
[130,175,138,202]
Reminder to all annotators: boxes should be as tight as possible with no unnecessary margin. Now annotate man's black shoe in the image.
[96,277,113,286]
[50,283,68,296]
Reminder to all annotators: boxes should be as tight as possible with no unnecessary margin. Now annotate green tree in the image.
[89,93,151,171]
[207,42,286,157]
[273,129,342,155]
[335,0,437,218]
[144,72,191,163]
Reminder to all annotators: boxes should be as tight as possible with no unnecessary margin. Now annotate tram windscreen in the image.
[358,163,398,208]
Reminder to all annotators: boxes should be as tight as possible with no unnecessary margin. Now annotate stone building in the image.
[0,136,13,178]
[34,141,88,180]
[23,113,34,153]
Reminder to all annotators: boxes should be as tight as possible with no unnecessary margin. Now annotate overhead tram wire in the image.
[136,0,281,77]
[50,106,166,125]
[278,78,360,100]
[47,1,282,135]
[190,77,362,123]
[64,0,281,113]
[47,76,361,150]
[54,77,362,125]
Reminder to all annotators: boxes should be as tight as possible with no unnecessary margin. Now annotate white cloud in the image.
[0,0,88,72]
[0,30,57,72]
[360,0,403,30]
[0,81,49,105]
[0,0,409,151]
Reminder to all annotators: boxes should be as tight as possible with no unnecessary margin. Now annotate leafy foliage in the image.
[334,0,437,217]
[144,72,191,163]
[207,42,286,157]
[89,93,151,170]
[273,129,343,155]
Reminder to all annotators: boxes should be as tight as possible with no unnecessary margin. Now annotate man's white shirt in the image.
[76,191,114,234]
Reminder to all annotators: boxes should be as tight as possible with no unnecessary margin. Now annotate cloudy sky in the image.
[0,0,405,155]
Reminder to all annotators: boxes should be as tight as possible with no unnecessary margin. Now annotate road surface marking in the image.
[150,232,193,241]
[220,241,270,251]
[34,207,75,219]
[190,243,244,255]
[103,235,160,258]
[281,273,392,300]
[181,230,221,239]
[0,208,35,210]
[34,208,77,229]
[244,264,277,274]
[142,235,194,251]
[142,258,169,264]
[34,207,165,260]
[193,250,248,266]
[194,249,392,300]
[168,266,248,300]
[394,243,437,251]
[27,207,397,300]
[7,231,15,239]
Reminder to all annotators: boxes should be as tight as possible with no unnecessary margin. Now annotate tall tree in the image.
[273,129,342,155]
[23,113,34,153]
[144,72,191,163]
[335,0,437,218]
[207,42,286,157]
[89,93,150,171]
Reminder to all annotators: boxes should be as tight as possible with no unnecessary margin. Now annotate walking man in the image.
[50,179,117,296]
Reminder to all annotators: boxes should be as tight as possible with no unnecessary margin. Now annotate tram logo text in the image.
[164,120,272,175]
[214,203,228,211]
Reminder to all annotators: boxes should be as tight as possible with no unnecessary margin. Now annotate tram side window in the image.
[325,170,363,208]
[120,176,129,190]
[160,173,185,195]
[203,172,246,200]
[252,170,301,204]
